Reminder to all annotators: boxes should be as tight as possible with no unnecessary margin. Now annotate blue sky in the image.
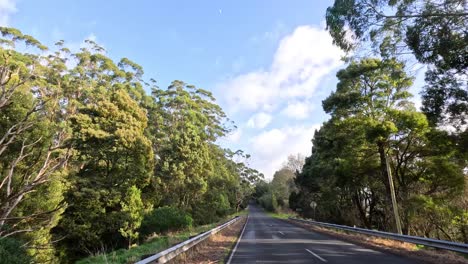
[0,0,424,179]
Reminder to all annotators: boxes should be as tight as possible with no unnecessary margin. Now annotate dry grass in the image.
[170,217,246,264]
[288,220,468,264]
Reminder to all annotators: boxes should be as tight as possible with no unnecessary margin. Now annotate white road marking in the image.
[279,231,284,235]
[353,248,378,253]
[226,215,249,264]
[305,249,327,262]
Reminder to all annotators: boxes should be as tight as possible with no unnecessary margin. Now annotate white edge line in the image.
[305,248,327,262]
[226,215,249,264]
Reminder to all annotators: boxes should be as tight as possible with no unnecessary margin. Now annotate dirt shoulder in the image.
[285,219,468,264]
[171,216,247,264]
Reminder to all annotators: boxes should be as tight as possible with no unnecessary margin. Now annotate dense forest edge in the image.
[254,0,467,246]
[0,27,263,263]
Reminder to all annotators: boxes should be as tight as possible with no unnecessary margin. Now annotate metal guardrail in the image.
[289,217,468,254]
[136,216,241,264]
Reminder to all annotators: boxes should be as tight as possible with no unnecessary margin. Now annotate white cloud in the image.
[249,124,321,179]
[220,25,343,113]
[281,101,315,119]
[247,112,273,129]
[0,0,17,26]
[226,128,242,143]
[250,22,287,44]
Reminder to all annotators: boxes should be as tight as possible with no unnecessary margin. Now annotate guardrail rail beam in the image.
[289,217,468,254]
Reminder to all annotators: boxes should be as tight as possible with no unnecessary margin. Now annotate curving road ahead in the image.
[228,204,417,264]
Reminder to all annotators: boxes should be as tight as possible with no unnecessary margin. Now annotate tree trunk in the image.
[353,192,371,228]
[377,141,393,229]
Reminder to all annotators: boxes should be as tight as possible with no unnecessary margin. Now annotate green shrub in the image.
[139,206,193,237]
[259,191,278,212]
[191,193,234,225]
[0,237,32,264]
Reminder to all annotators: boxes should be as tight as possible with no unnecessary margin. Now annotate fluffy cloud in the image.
[0,0,17,26]
[220,25,343,113]
[225,128,243,143]
[216,25,343,179]
[249,124,321,179]
[247,112,273,129]
[281,101,315,119]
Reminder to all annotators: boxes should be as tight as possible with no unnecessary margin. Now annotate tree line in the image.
[0,27,262,263]
[286,0,467,243]
[254,154,303,212]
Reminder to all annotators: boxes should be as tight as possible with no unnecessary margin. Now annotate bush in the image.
[0,237,32,264]
[258,192,278,212]
[139,206,193,238]
[191,193,232,225]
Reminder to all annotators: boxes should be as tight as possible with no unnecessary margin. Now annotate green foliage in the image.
[0,25,263,263]
[0,27,70,263]
[54,46,155,260]
[139,206,193,237]
[20,174,67,263]
[294,56,466,241]
[77,214,239,264]
[271,168,296,207]
[259,191,278,212]
[325,0,467,131]
[120,186,145,248]
[0,237,32,264]
[151,81,229,210]
[421,69,467,128]
[254,181,269,200]
[254,156,301,213]
[267,212,296,220]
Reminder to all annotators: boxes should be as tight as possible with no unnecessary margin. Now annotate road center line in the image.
[305,249,327,262]
[226,215,249,264]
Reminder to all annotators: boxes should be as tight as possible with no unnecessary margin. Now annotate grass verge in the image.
[266,211,296,219]
[76,211,245,264]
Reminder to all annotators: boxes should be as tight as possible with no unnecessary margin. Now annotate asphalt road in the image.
[228,204,417,264]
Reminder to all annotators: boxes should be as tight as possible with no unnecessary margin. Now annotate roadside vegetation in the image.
[76,212,244,264]
[0,27,262,263]
[0,0,467,263]
[255,0,467,244]
[254,154,303,214]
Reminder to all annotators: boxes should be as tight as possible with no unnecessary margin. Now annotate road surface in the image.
[228,204,417,264]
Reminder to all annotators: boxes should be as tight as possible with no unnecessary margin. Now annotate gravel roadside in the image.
[170,216,247,264]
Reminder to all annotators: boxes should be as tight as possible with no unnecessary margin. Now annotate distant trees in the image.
[256,154,303,212]
[0,27,259,263]
[283,153,305,173]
